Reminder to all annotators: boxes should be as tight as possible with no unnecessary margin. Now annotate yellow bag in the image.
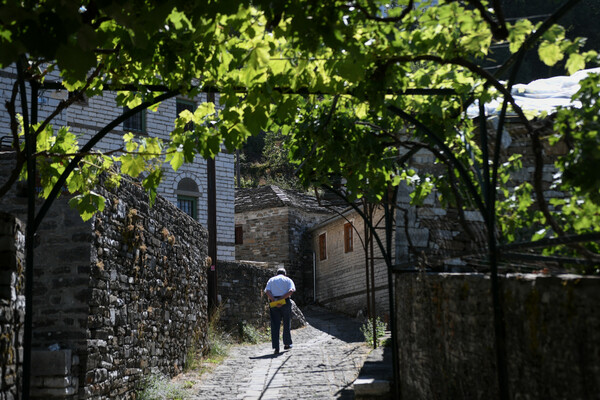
[269,299,286,308]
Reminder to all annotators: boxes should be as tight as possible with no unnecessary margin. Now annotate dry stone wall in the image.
[217,261,306,333]
[0,212,25,400]
[85,176,209,399]
[216,261,274,330]
[395,272,600,400]
[1,148,210,399]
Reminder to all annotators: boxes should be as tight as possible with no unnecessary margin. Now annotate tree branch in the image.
[34,147,177,159]
[351,0,414,23]
[530,127,600,261]
[494,0,583,79]
[387,104,488,219]
[0,81,25,199]
[388,54,534,132]
[455,0,508,40]
[33,89,181,231]
[38,80,456,97]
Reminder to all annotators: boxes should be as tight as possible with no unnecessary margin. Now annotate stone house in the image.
[308,119,578,321]
[309,186,488,319]
[234,185,337,304]
[310,206,391,319]
[0,66,235,261]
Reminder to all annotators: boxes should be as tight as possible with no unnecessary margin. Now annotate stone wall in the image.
[395,272,600,400]
[216,261,275,331]
[0,152,94,357]
[1,147,210,398]
[0,212,25,400]
[84,176,209,398]
[236,207,290,265]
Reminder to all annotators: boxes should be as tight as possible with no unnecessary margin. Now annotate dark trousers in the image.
[269,300,292,351]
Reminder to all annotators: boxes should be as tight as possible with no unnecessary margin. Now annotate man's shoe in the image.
[284,345,292,350]
[274,349,280,354]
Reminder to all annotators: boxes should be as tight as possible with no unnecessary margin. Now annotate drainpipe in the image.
[312,252,316,303]
[235,149,241,188]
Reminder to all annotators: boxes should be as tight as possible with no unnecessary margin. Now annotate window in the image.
[177,196,197,219]
[319,233,327,261]
[176,178,200,220]
[235,225,243,244]
[123,106,146,133]
[344,222,353,253]
[176,98,196,131]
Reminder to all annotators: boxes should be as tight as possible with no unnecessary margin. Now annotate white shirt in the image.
[265,274,296,298]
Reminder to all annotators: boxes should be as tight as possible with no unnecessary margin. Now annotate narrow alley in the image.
[182,307,372,400]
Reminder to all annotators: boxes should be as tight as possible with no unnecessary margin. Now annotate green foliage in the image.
[137,373,189,400]
[3,0,600,269]
[239,130,303,189]
[554,73,600,204]
[499,0,600,83]
[237,321,269,344]
[205,305,232,359]
[360,317,387,348]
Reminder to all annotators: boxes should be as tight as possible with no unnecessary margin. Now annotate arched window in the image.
[176,178,199,220]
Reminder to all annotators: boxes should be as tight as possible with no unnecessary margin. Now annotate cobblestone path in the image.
[182,307,371,400]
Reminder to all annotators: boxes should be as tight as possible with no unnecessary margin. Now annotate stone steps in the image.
[353,333,393,400]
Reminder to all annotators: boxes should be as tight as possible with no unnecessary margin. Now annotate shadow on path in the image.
[248,352,285,360]
[300,306,365,344]
[258,354,292,400]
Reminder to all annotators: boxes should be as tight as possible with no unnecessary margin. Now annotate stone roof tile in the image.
[235,185,339,214]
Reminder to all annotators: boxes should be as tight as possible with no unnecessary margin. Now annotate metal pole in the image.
[363,202,372,324]
[236,149,241,188]
[479,103,509,400]
[206,92,218,314]
[369,206,377,349]
[385,186,400,399]
[18,58,38,400]
[313,252,316,303]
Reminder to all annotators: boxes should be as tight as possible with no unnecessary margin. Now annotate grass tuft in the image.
[238,320,270,344]
[137,373,189,400]
[360,317,387,347]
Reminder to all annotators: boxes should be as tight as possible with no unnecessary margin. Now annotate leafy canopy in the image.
[2,0,600,268]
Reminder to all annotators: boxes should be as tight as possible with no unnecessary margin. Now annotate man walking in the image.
[264,268,296,354]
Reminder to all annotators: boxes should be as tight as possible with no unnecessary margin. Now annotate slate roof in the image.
[467,67,600,118]
[235,185,340,214]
